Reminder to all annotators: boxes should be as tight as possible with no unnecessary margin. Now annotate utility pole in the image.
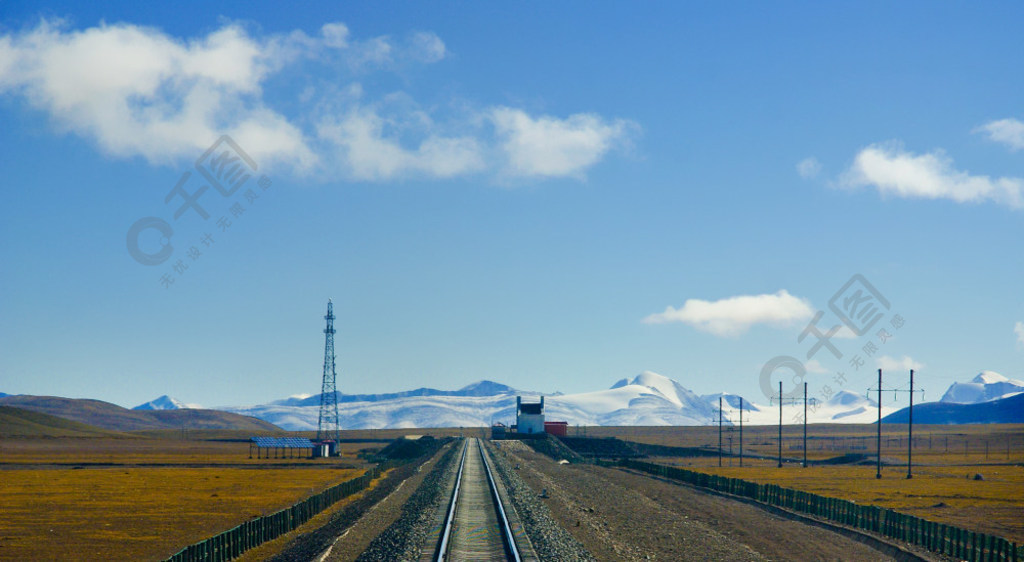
[803,382,814,468]
[907,369,915,478]
[867,369,923,479]
[870,369,883,479]
[718,396,723,467]
[769,381,806,468]
[739,397,744,467]
[778,381,783,468]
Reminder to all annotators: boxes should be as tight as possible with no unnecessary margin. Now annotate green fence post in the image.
[956,527,962,559]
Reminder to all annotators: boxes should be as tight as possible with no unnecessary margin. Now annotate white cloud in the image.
[0,20,634,182]
[321,23,350,48]
[409,32,446,63]
[491,107,636,178]
[351,36,393,67]
[643,290,814,337]
[840,142,1024,209]
[317,106,484,180]
[975,118,1024,151]
[1015,321,1024,348]
[796,157,822,179]
[0,20,315,168]
[876,355,924,372]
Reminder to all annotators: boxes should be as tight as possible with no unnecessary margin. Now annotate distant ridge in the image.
[881,392,1024,424]
[0,406,127,438]
[0,395,280,432]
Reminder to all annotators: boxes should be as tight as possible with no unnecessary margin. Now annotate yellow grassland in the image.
[0,436,370,466]
[591,424,1024,544]
[0,437,373,561]
[232,469,393,562]
[674,462,1024,544]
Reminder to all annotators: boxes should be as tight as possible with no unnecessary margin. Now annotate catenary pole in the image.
[778,380,783,468]
[803,382,808,468]
[718,396,723,467]
[739,397,744,467]
[876,369,882,479]
[907,369,914,479]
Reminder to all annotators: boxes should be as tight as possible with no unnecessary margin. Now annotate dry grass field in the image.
[590,424,1024,544]
[0,435,378,561]
[0,434,371,466]
[585,423,1024,463]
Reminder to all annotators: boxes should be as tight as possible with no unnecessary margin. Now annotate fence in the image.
[164,460,399,562]
[621,459,1020,562]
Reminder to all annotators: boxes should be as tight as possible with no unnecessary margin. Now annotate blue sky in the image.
[1,2,1022,409]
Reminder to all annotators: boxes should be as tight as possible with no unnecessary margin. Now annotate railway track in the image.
[436,438,523,561]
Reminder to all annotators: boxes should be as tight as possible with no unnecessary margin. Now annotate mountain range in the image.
[937,371,1024,404]
[5,370,1020,432]
[217,371,897,430]
[882,371,1024,424]
[217,369,1024,430]
[133,395,199,410]
[0,395,278,431]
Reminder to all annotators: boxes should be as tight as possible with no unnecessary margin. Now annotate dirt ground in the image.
[498,440,927,561]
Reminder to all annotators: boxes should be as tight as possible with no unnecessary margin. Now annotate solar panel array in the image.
[251,437,315,448]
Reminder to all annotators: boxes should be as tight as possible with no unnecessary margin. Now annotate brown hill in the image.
[0,405,128,438]
[0,395,280,432]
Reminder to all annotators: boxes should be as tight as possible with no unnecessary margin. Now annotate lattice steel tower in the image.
[317,299,341,443]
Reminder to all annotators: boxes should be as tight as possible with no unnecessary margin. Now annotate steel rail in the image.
[479,439,522,562]
[436,438,521,561]
[436,438,468,560]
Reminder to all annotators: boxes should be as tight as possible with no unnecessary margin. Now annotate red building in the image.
[544,421,568,437]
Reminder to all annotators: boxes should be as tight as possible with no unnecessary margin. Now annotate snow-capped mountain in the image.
[939,371,1024,404]
[156,368,1017,430]
[883,392,1024,424]
[880,371,1024,425]
[271,380,519,408]
[728,390,892,425]
[132,395,199,410]
[702,392,761,412]
[224,372,721,430]
[819,390,883,421]
[550,371,717,426]
[228,393,525,431]
[269,393,315,407]
[219,371,890,430]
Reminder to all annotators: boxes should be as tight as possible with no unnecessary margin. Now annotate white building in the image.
[516,396,544,434]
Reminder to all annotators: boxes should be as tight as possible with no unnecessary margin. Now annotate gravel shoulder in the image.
[487,440,594,561]
[348,440,461,561]
[324,441,456,561]
[261,441,450,562]
[500,440,902,561]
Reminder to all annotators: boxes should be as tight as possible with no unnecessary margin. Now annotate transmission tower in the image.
[317,299,341,444]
